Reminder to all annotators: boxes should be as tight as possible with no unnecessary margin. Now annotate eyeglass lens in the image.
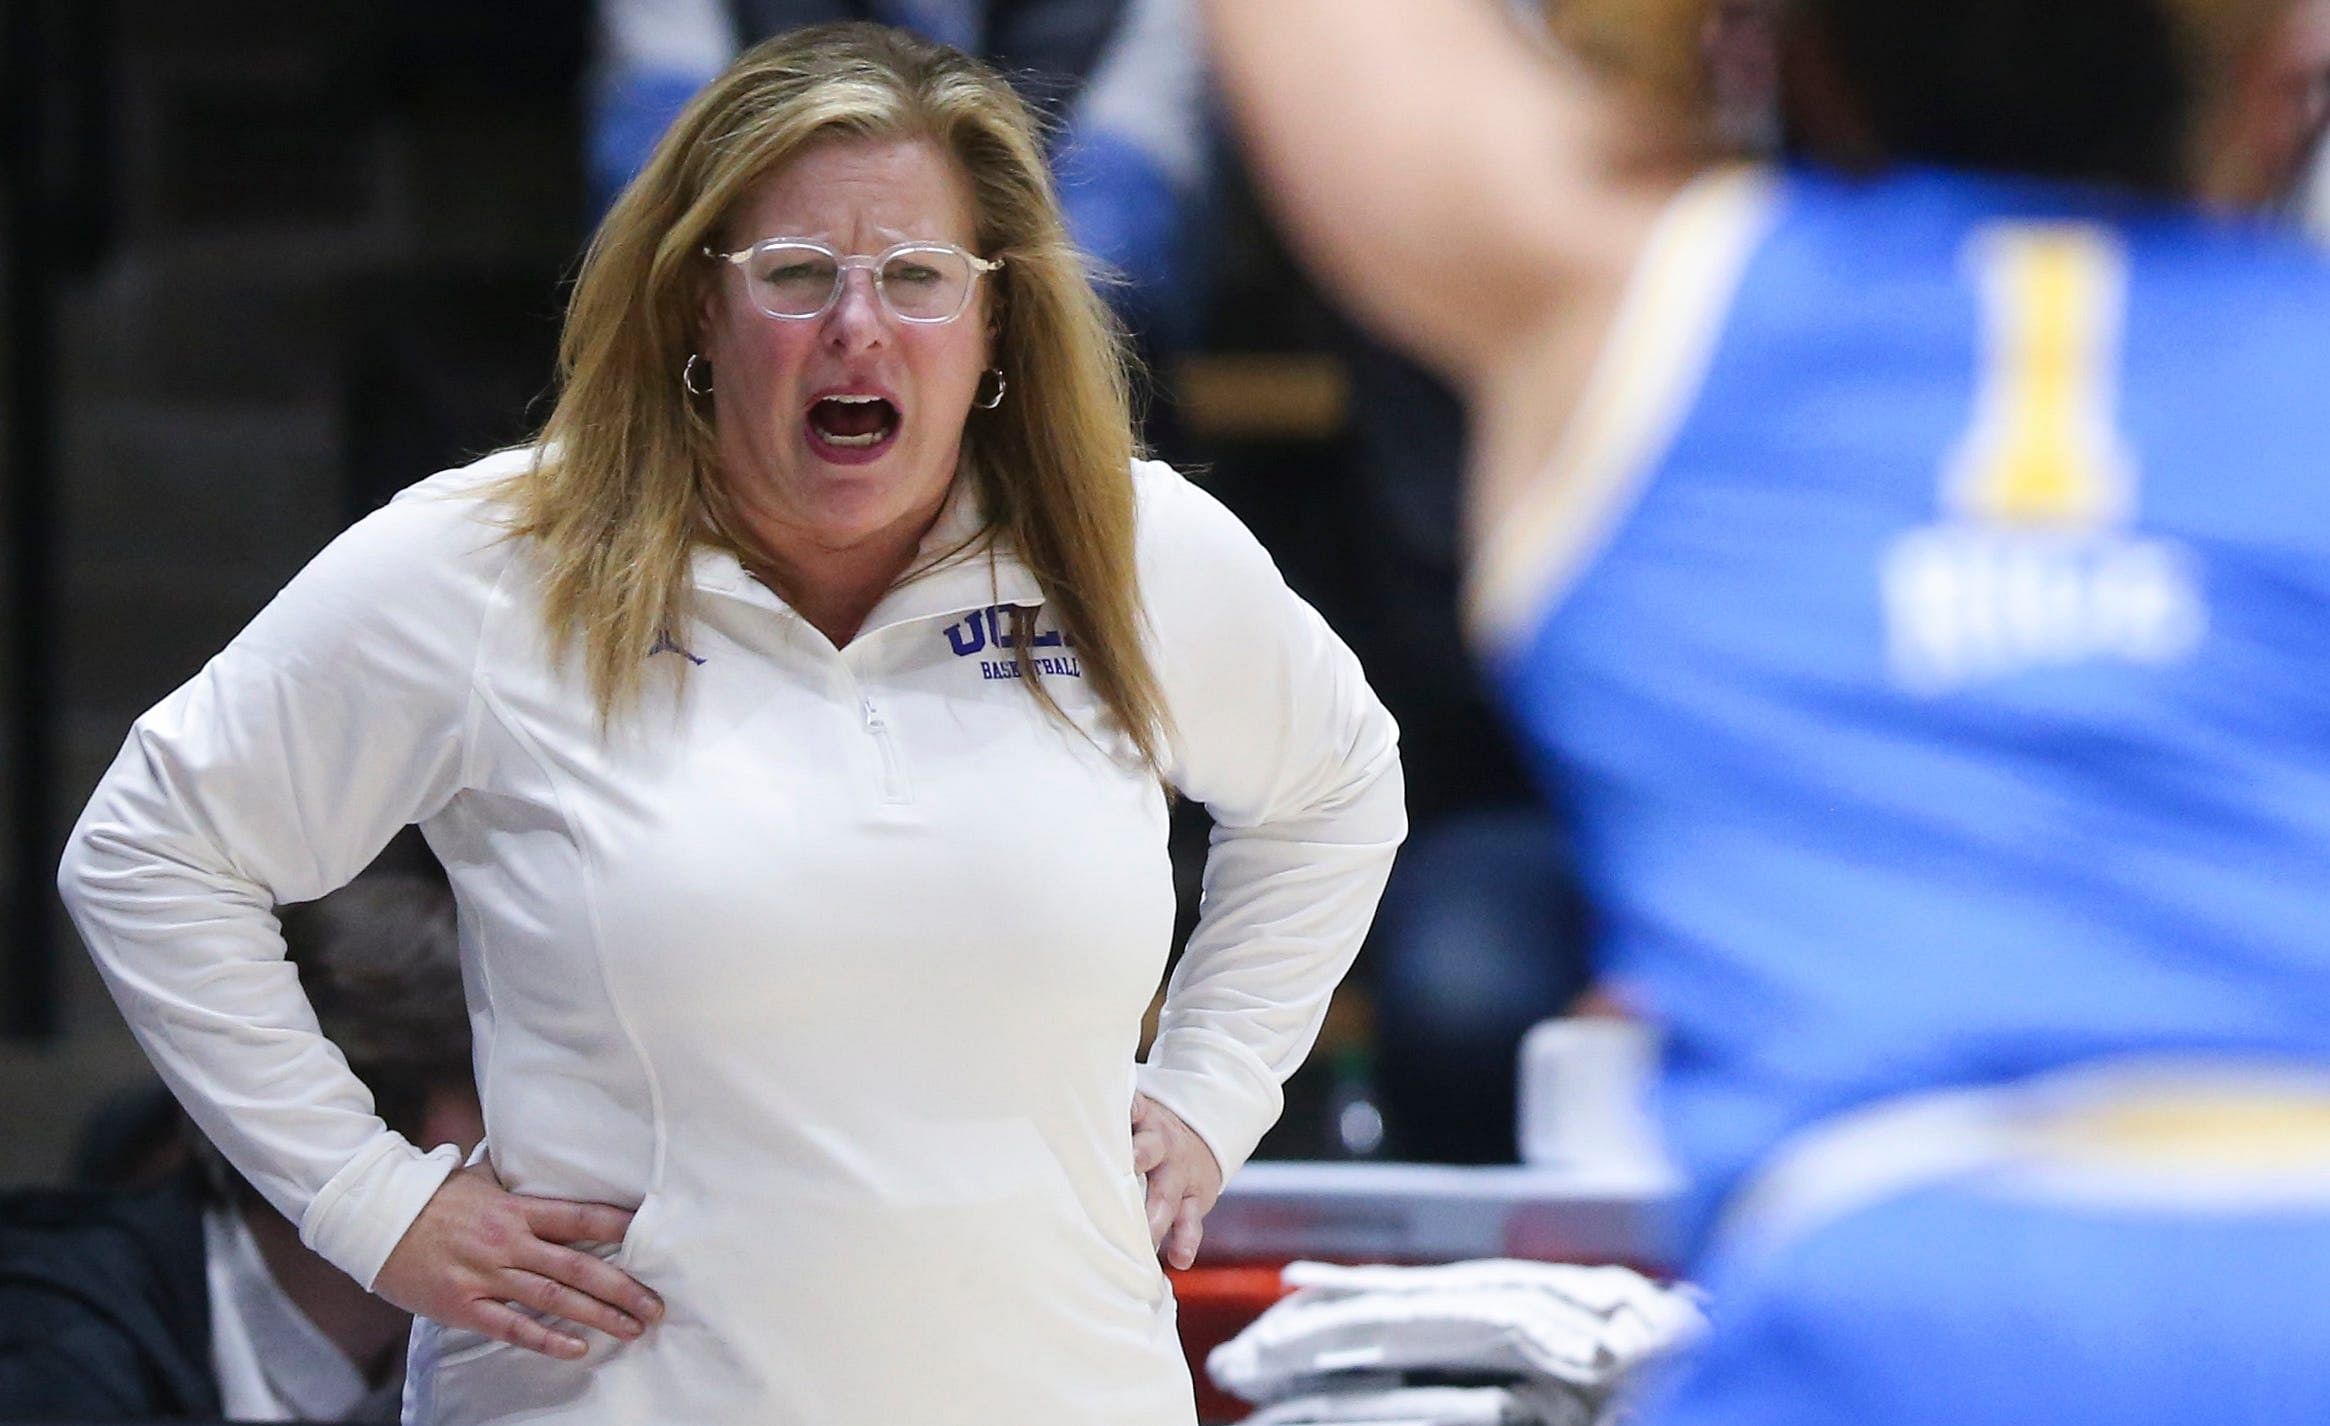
[741,244,976,322]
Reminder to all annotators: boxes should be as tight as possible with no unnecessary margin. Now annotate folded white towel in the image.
[1241,1382,1595,1426]
[1208,1260,1704,1407]
[1282,1261,1700,1335]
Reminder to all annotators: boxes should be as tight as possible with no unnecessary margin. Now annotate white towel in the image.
[1241,1381,1596,1426]
[1207,1259,1704,1407]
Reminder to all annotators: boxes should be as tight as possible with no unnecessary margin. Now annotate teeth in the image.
[809,394,895,450]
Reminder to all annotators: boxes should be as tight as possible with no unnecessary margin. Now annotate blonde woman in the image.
[59,23,1403,1426]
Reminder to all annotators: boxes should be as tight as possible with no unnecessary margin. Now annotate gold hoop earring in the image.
[683,354,714,397]
[974,368,1007,410]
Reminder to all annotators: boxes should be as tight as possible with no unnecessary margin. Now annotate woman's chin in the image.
[788,464,951,548]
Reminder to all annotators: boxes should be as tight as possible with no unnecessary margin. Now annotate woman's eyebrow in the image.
[743,223,956,248]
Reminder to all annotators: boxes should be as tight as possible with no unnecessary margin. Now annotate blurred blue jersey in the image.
[1477,166,2330,1248]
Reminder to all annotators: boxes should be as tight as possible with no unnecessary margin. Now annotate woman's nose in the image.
[823,267,890,348]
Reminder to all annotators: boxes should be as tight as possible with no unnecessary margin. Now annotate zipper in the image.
[860,693,912,804]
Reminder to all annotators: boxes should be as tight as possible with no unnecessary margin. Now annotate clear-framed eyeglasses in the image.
[703,238,1003,324]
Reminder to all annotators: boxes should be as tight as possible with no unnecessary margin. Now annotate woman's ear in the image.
[695,272,723,357]
[981,264,1006,346]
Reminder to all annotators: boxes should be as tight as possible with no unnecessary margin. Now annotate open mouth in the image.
[806,395,901,453]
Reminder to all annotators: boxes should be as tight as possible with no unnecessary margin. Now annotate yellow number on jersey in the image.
[1943,226,2137,530]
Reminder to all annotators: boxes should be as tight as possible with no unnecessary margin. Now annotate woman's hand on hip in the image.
[1132,1094,1223,1271]
[373,1162,665,1359]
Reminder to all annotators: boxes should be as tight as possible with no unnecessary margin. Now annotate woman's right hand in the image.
[373,1162,666,1359]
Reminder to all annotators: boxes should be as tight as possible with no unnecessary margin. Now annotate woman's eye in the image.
[889,265,942,285]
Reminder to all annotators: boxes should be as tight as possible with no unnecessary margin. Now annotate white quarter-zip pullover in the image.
[59,451,1405,1426]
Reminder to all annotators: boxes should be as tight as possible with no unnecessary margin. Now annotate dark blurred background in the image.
[4,0,591,1183]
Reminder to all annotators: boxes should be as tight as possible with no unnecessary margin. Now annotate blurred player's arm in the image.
[1198,0,1675,385]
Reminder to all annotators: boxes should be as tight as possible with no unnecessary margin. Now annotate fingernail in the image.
[556,1336,587,1358]
[617,1314,643,1336]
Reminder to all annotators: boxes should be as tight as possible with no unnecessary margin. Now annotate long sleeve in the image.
[55,471,511,1290]
[1133,461,1406,1179]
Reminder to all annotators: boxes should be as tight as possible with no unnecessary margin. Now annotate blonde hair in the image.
[505,22,1167,768]
[1545,0,1713,119]
[1547,0,2313,183]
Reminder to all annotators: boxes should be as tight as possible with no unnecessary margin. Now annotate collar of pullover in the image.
[688,476,1046,639]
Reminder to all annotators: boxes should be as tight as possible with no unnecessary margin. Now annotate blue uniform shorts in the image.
[1652,1113,2330,1426]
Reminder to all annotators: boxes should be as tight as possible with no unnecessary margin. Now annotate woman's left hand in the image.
[1131,1094,1223,1270]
